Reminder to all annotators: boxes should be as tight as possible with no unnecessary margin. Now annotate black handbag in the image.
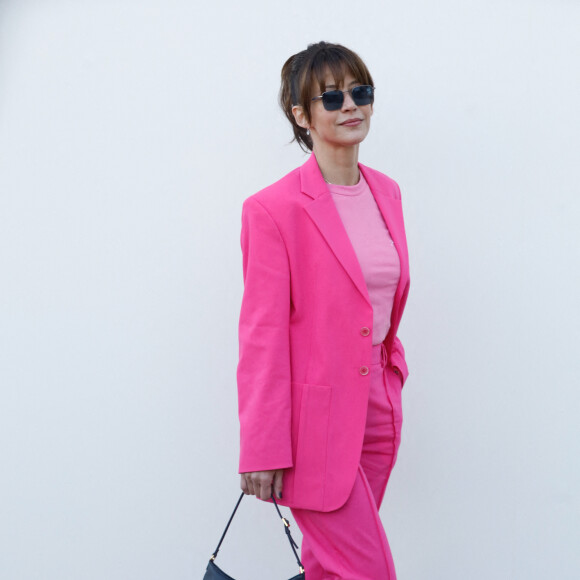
[203,491,305,580]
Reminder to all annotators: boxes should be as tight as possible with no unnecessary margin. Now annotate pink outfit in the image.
[237,151,410,510]
[328,172,400,344]
[237,152,410,579]
[290,342,403,579]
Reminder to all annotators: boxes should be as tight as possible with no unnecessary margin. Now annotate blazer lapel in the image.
[300,152,408,315]
[301,153,372,307]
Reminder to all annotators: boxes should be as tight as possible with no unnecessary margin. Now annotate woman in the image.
[236,41,410,579]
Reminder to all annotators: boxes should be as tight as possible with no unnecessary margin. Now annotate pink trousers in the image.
[290,342,403,579]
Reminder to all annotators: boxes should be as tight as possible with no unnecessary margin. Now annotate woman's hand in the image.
[240,469,284,501]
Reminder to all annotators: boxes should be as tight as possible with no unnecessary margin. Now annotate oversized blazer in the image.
[236,151,410,512]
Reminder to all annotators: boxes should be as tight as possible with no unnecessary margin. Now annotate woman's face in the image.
[293,67,373,152]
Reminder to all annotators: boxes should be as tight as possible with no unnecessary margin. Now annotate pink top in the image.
[328,171,400,344]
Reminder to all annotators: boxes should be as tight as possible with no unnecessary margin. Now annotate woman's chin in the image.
[338,128,369,147]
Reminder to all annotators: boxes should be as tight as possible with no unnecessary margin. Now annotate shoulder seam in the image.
[244,197,291,264]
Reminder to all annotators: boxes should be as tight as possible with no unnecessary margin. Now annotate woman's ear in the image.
[291,105,309,131]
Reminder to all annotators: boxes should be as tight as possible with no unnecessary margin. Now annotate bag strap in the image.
[210,491,304,575]
[269,492,304,573]
[210,491,244,563]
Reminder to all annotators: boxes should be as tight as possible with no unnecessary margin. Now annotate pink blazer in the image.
[236,152,410,512]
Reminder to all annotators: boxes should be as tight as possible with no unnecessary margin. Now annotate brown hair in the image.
[279,41,374,152]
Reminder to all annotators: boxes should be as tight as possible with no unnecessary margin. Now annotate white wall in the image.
[0,1,578,578]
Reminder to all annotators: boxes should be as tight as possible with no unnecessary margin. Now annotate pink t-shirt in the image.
[328,171,400,345]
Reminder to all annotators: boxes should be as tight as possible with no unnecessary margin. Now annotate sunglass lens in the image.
[322,90,344,111]
[352,85,374,106]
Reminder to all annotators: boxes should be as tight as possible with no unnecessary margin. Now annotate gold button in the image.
[360,327,370,336]
[359,366,369,375]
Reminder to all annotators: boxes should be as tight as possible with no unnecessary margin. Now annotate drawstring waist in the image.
[371,342,389,369]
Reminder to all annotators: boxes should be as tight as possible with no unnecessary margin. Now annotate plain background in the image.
[1,1,579,578]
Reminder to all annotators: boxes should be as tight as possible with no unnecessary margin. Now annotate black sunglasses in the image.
[311,85,375,111]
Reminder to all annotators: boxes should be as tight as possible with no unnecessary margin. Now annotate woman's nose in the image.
[342,90,357,110]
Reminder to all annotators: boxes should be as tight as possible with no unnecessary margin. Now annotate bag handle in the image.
[210,491,304,575]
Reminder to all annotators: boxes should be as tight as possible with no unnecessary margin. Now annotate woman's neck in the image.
[312,144,360,186]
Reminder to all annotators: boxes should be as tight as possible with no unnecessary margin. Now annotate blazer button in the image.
[359,366,369,375]
[393,368,400,375]
[360,327,370,336]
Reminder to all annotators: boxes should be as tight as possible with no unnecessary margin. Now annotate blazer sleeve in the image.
[236,197,293,474]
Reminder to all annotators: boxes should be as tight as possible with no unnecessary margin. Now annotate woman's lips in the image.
[340,119,363,126]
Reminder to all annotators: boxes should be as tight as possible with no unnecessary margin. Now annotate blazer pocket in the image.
[292,382,332,502]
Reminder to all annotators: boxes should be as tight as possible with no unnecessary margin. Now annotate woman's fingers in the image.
[241,471,271,498]
[257,472,272,500]
[260,472,272,499]
[273,470,284,499]
[247,474,257,496]
[240,469,284,499]
[241,473,256,496]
